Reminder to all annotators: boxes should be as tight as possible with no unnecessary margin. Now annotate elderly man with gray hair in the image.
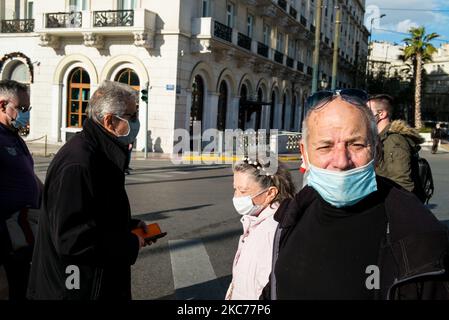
[262,89,449,300]
[27,81,149,300]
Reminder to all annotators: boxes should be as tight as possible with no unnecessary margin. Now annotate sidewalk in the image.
[25,141,301,161]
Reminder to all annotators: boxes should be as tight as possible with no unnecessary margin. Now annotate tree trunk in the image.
[415,53,422,129]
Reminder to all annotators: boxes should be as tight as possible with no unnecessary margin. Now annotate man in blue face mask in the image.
[28,81,150,300]
[0,80,41,300]
[261,90,449,300]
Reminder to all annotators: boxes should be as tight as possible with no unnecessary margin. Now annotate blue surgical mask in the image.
[12,109,30,129]
[307,160,377,208]
[115,115,140,146]
[6,105,30,129]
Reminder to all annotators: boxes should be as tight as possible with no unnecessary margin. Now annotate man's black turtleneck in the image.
[275,187,387,299]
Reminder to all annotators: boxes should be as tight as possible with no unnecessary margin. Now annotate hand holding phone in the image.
[132,223,167,246]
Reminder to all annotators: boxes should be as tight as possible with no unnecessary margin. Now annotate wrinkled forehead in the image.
[307,98,370,139]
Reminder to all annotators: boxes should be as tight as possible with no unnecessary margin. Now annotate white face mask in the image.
[232,189,268,216]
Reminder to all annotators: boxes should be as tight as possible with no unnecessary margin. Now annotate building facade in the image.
[0,0,368,154]
[423,43,449,122]
[368,41,449,122]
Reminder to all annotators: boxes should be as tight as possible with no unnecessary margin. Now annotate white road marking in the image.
[169,239,224,300]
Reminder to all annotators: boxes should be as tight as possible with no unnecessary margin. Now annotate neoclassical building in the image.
[0,0,368,154]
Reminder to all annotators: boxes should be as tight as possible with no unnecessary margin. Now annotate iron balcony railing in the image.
[274,50,284,64]
[93,10,134,27]
[257,42,269,58]
[1,19,34,33]
[307,66,313,75]
[214,20,232,42]
[237,32,252,50]
[46,12,82,28]
[289,7,298,19]
[278,0,287,11]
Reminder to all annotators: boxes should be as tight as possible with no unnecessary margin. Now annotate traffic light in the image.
[141,89,148,103]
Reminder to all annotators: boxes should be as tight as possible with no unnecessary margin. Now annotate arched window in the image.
[67,67,90,128]
[190,75,204,134]
[281,94,287,130]
[270,91,276,129]
[115,68,140,91]
[238,84,248,130]
[9,62,30,84]
[290,94,297,130]
[256,88,263,131]
[217,81,228,131]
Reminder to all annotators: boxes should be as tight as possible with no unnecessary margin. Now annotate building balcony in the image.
[45,12,82,28]
[277,0,287,11]
[1,19,34,33]
[255,1,308,35]
[310,24,316,33]
[213,20,232,42]
[300,15,307,27]
[274,50,284,64]
[237,32,252,51]
[191,17,312,80]
[34,9,156,49]
[257,42,269,58]
[307,66,313,76]
[93,10,134,27]
[289,7,298,19]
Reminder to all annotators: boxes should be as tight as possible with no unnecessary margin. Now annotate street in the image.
[1,146,448,300]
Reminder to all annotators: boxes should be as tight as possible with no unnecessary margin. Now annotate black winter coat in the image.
[262,177,449,300]
[27,119,140,300]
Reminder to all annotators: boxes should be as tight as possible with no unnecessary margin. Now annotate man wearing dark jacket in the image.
[367,94,425,201]
[0,80,41,300]
[431,123,443,154]
[27,81,148,300]
[261,90,449,300]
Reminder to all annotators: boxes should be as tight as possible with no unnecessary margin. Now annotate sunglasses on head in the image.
[305,89,368,113]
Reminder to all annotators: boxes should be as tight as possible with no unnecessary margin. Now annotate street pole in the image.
[366,14,386,89]
[311,0,323,94]
[144,82,149,159]
[331,5,341,90]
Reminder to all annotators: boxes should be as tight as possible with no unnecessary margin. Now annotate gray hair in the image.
[301,99,379,158]
[0,80,28,101]
[87,80,138,121]
[233,161,296,206]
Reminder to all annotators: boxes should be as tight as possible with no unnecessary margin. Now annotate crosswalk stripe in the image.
[169,239,224,300]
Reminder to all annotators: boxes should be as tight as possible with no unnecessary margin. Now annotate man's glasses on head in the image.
[305,89,368,113]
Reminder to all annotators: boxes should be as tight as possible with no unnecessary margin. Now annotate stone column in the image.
[51,83,63,142]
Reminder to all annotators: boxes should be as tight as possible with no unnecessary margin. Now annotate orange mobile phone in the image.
[132,223,167,243]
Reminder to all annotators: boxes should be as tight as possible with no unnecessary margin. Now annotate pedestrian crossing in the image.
[169,239,226,300]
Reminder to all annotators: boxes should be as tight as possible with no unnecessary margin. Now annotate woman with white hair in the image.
[226,158,296,300]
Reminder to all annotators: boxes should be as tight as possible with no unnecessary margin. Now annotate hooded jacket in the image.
[261,177,449,300]
[377,120,425,194]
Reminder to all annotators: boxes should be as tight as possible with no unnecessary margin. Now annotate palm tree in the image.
[401,26,439,129]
